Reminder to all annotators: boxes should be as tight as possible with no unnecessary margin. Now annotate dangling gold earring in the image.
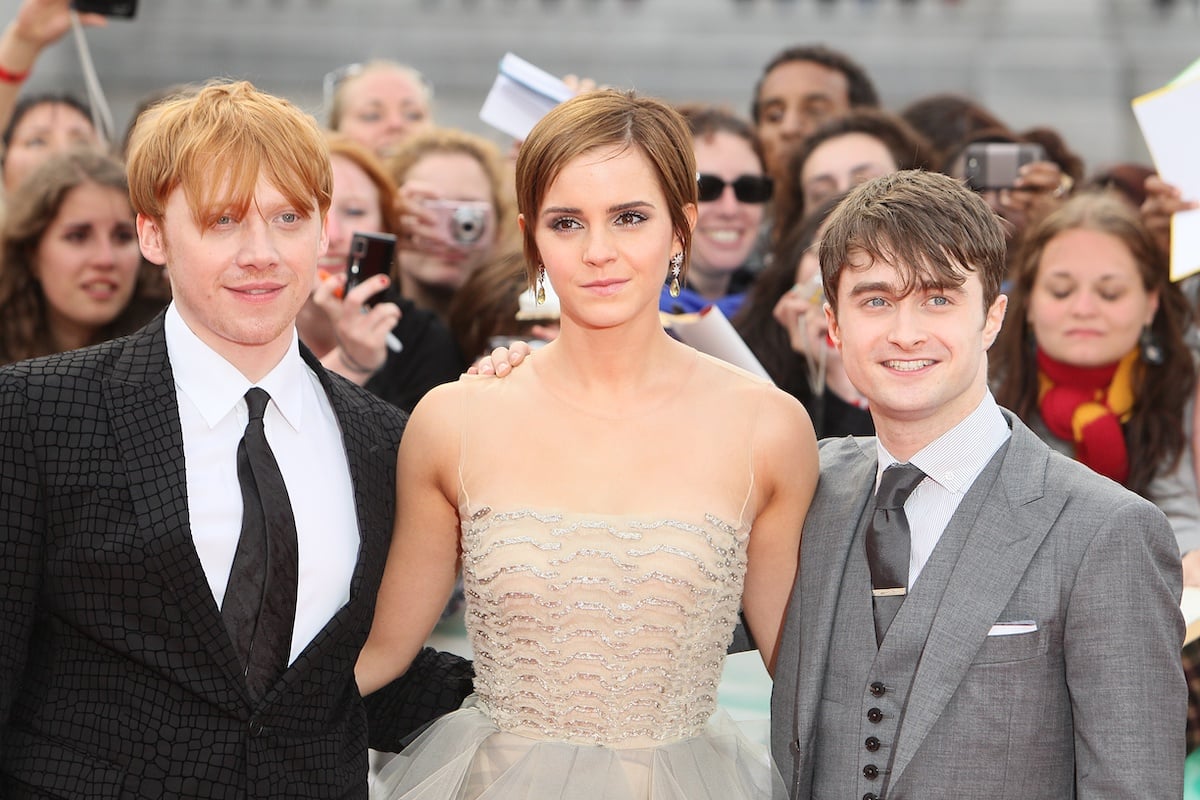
[668,252,683,298]
[536,265,547,305]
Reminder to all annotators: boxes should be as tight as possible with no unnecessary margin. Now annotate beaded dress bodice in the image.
[459,505,749,748]
[453,352,769,750]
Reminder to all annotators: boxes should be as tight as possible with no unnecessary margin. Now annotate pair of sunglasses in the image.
[696,173,774,204]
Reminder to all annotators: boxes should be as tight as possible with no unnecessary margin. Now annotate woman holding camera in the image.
[387,127,516,327]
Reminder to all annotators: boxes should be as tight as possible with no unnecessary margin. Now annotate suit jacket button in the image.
[865,736,881,752]
[867,707,883,723]
[248,719,265,737]
[863,764,879,780]
[869,681,886,697]
[863,794,879,800]
[790,738,802,754]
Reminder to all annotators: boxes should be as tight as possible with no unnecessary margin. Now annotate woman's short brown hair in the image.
[514,89,697,288]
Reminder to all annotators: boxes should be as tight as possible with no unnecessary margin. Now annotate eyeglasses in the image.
[696,173,773,204]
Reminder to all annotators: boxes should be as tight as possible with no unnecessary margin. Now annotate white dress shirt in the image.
[875,391,1012,587]
[165,304,360,664]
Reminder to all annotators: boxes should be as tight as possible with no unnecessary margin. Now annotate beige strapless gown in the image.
[372,352,788,799]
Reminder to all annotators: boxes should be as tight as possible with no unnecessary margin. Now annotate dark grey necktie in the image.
[865,463,926,646]
[221,387,299,698]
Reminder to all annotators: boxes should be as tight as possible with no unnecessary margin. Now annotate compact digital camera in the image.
[963,142,1047,191]
[424,200,493,248]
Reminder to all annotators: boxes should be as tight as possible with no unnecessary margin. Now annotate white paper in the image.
[1132,76,1200,281]
[479,52,573,141]
[1182,585,1200,628]
[662,306,772,381]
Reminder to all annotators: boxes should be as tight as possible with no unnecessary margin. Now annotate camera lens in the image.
[451,206,487,245]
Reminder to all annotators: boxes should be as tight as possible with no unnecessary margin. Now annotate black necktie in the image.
[222,387,299,698]
[865,463,926,646]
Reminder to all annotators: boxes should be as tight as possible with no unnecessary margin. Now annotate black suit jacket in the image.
[0,314,472,799]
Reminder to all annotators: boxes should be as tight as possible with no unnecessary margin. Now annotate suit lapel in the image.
[888,417,1065,785]
[792,438,877,752]
[104,318,250,702]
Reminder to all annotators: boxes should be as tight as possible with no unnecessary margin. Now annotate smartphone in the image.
[71,0,138,18]
[423,200,493,250]
[343,232,397,307]
[964,142,1047,191]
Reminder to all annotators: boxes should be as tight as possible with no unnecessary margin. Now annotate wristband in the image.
[0,65,30,85]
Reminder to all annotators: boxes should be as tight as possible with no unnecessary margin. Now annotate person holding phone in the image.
[944,127,1083,282]
[297,133,462,412]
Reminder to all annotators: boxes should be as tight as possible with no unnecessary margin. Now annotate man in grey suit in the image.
[770,169,1185,799]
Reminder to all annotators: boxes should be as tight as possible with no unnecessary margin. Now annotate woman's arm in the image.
[356,381,463,696]
[741,386,819,675]
[0,0,106,134]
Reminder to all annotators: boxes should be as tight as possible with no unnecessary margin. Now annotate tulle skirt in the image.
[370,696,786,799]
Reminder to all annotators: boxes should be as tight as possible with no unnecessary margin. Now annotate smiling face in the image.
[827,247,1006,441]
[336,66,432,159]
[35,181,141,347]
[321,153,385,275]
[526,145,691,332]
[801,132,897,214]
[691,131,767,282]
[1027,227,1158,368]
[137,177,328,378]
[3,102,99,194]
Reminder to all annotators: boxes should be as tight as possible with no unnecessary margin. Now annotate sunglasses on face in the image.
[696,173,774,204]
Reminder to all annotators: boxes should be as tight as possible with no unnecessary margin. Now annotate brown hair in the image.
[446,248,529,361]
[0,149,164,364]
[820,169,1007,316]
[125,80,332,226]
[514,89,697,288]
[991,191,1194,496]
[676,103,766,171]
[734,193,844,403]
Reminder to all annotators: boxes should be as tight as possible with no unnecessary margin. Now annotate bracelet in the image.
[0,65,31,85]
[337,346,378,376]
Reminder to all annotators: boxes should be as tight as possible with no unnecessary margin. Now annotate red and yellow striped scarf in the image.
[1036,347,1137,485]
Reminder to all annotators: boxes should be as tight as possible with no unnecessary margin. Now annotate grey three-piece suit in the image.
[772,412,1185,799]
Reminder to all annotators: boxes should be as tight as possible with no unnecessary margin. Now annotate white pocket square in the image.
[987,620,1038,636]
